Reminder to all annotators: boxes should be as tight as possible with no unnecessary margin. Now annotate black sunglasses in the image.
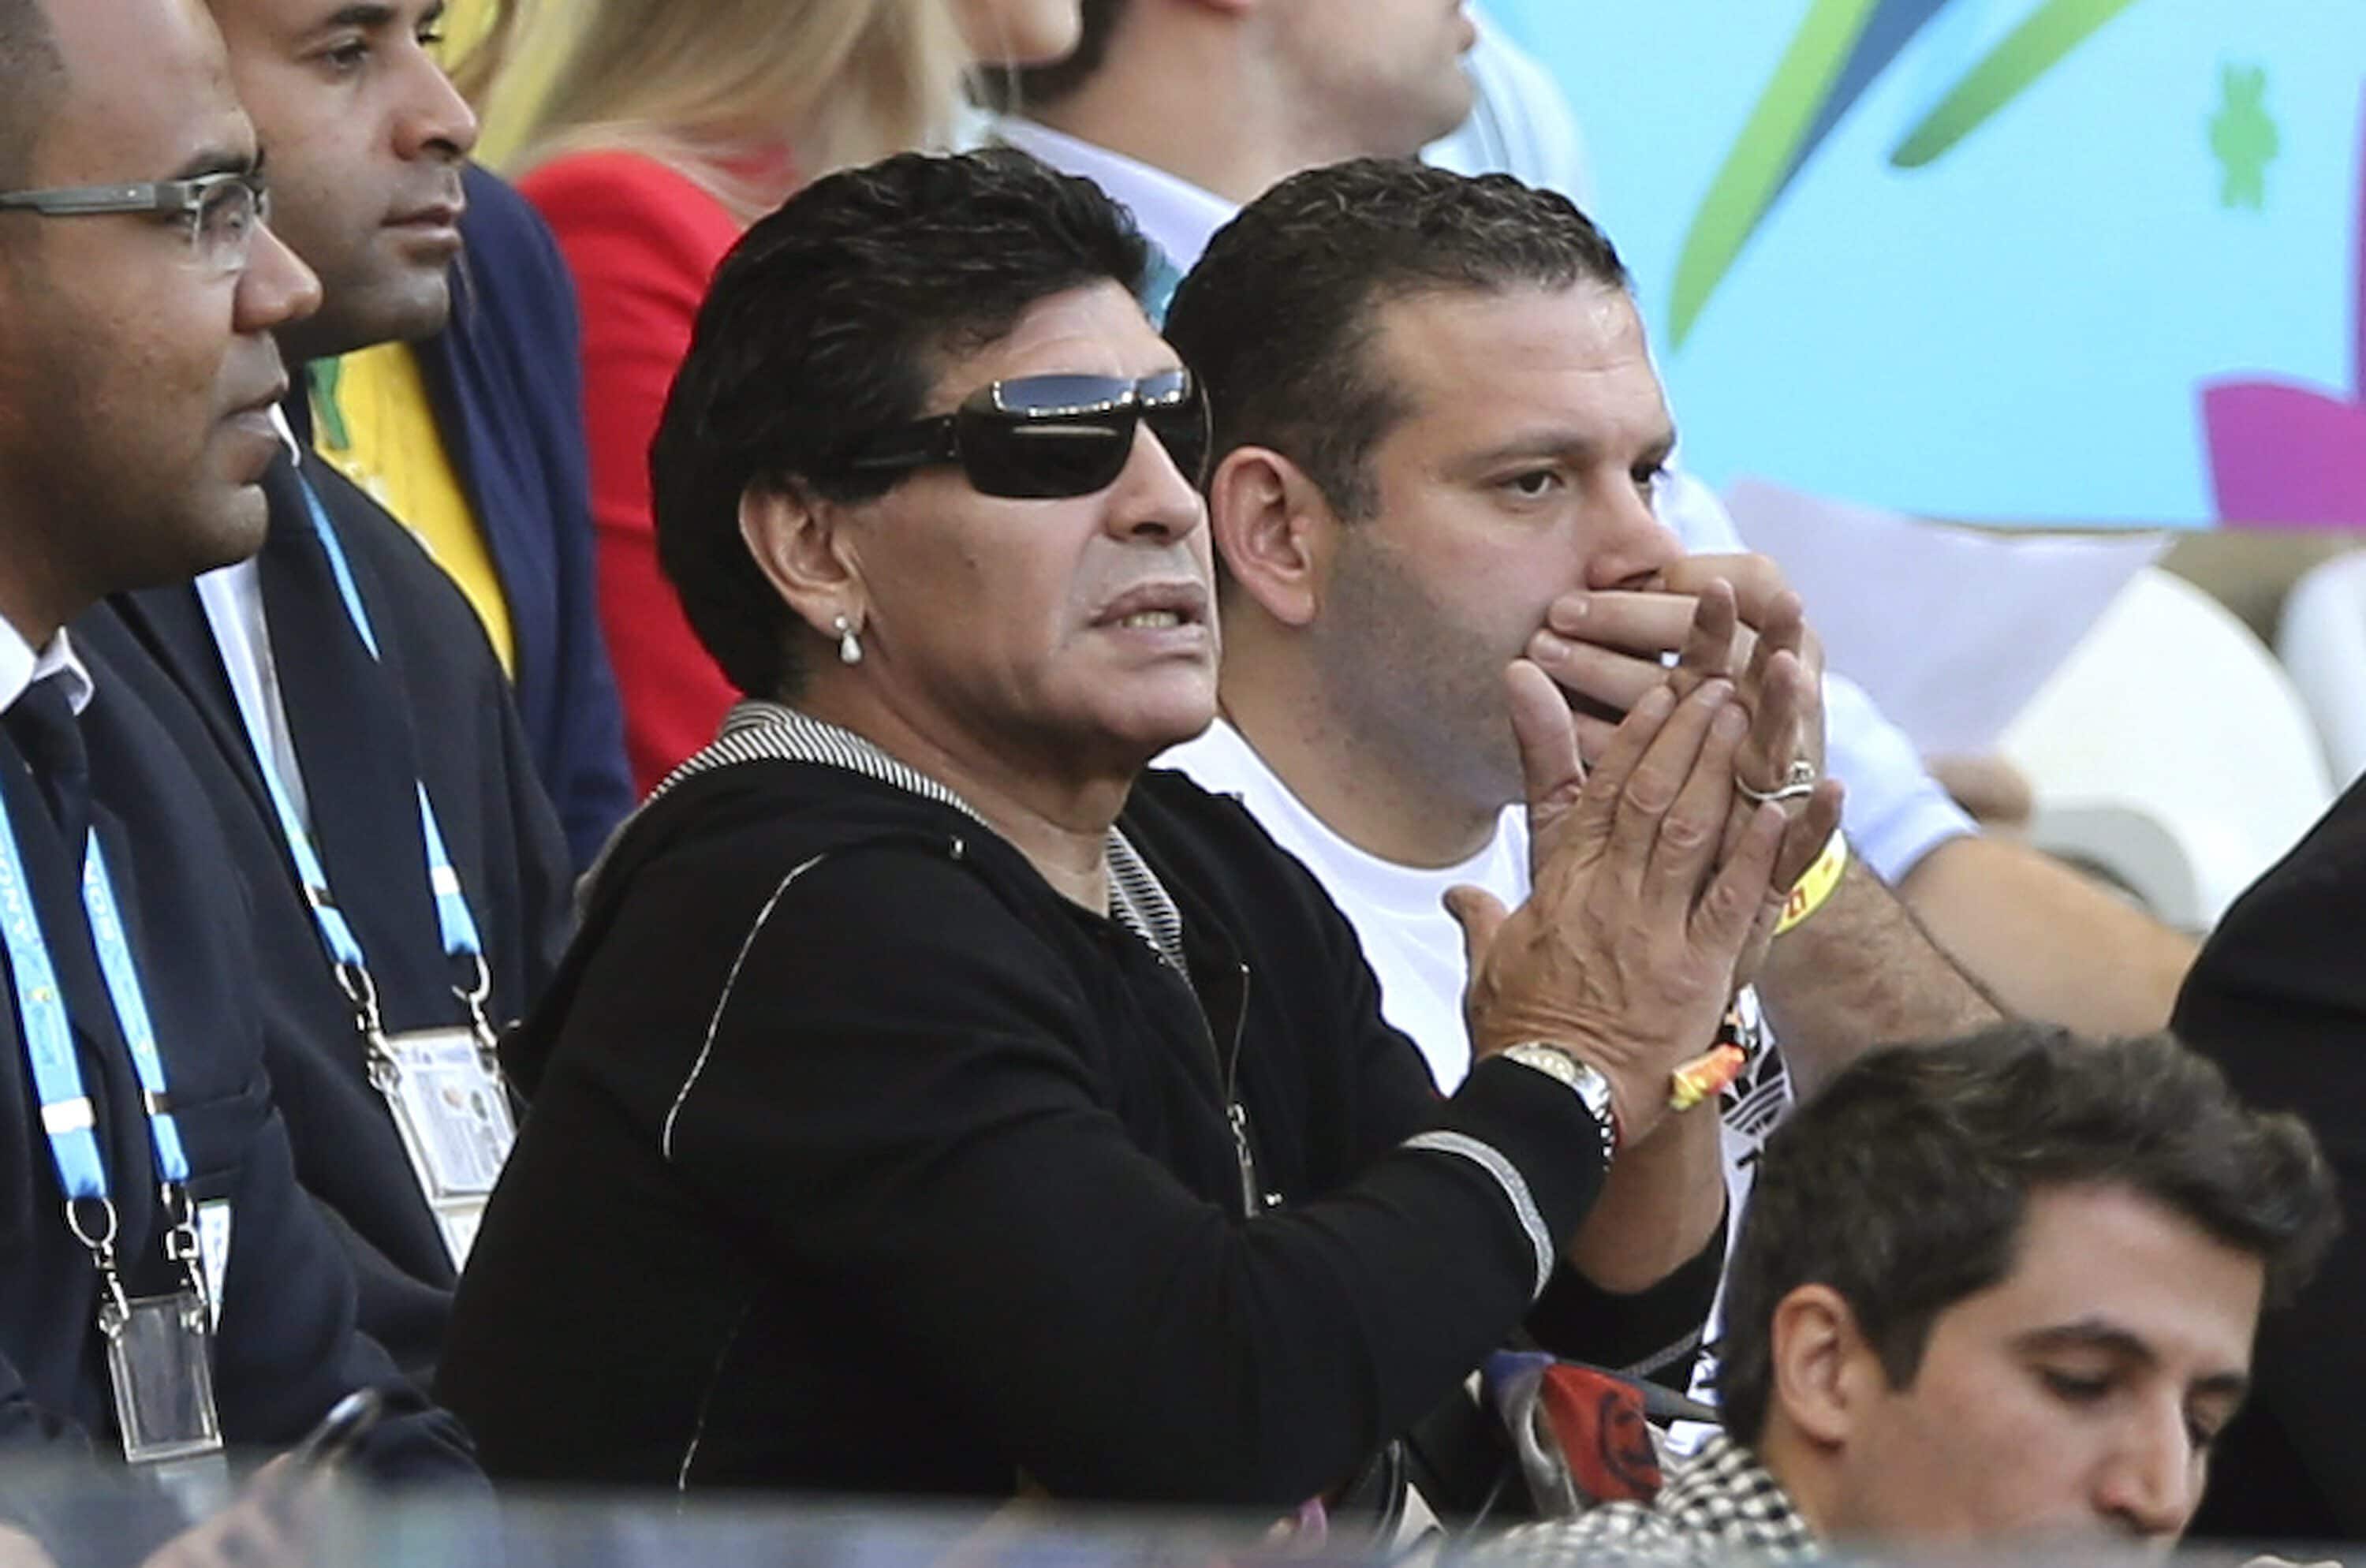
[844,369,1211,500]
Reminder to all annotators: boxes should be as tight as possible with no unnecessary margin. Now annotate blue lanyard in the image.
[0,765,190,1222]
[230,475,488,1025]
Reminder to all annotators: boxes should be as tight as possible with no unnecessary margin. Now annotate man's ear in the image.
[739,480,865,641]
[1768,1283,1885,1450]
[1206,445,1343,629]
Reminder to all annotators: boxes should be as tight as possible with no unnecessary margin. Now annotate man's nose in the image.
[235,225,323,335]
[1107,420,1206,544]
[1587,470,1686,591]
[2093,1409,2205,1540]
[395,48,483,162]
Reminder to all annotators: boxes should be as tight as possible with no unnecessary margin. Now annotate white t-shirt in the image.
[1168,722,1524,1092]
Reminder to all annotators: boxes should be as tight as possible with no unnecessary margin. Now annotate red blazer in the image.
[521,151,750,794]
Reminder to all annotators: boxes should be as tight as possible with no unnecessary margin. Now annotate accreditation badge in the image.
[377,1025,517,1268]
[101,1287,225,1469]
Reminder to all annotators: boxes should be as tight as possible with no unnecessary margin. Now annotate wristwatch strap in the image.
[1499,1041,1621,1167]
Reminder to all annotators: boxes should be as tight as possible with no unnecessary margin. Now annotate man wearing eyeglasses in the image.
[70,0,577,1388]
[0,0,476,1560]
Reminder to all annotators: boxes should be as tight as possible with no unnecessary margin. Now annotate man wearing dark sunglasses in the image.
[0,0,476,1560]
[436,147,1834,1506]
[847,368,1211,500]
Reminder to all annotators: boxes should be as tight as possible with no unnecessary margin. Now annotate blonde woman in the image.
[505,0,1082,791]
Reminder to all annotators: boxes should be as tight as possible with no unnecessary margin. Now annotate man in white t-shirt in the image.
[995,0,2197,1040]
[1155,159,1991,1427]
[1158,158,1996,1140]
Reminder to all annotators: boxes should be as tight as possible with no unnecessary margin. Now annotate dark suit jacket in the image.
[0,633,476,1514]
[2175,776,2366,1542]
[419,163,633,870]
[88,448,574,1382]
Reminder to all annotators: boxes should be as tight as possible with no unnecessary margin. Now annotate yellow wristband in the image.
[1773,831,1848,937]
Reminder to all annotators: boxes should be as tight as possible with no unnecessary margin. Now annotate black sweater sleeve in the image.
[651,846,1609,1509]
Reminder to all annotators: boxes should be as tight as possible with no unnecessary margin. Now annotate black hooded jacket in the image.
[437,711,1720,1506]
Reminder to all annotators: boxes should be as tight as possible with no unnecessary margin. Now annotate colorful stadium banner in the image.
[1494,0,2366,528]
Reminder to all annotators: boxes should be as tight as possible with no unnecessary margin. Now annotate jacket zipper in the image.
[1208,961,1260,1217]
[1226,1103,1260,1218]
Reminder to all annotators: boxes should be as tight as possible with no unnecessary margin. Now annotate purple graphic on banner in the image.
[2203,87,2366,528]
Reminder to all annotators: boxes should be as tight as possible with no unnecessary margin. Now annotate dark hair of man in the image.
[651,147,1151,702]
[0,0,63,192]
[991,0,1129,114]
[1715,1025,2338,1449]
[1165,159,1631,525]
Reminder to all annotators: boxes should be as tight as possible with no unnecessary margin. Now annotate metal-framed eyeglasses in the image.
[843,369,1211,500]
[0,172,272,278]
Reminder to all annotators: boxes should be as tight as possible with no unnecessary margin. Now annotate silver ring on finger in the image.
[1737,757,1819,805]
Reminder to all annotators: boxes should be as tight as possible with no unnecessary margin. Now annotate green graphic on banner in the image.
[2209,64,2279,211]
[1668,0,1881,349]
[1671,0,2145,346]
[1890,0,2142,167]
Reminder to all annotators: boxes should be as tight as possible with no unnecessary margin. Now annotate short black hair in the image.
[1165,159,1631,521]
[1716,1025,2338,1448]
[651,147,1151,701]
[0,0,62,191]
[991,0,1129,114]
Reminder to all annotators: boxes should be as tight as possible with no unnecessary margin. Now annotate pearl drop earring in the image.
[834,614,864,666]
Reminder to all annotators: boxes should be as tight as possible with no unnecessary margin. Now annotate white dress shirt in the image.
[196,562,312,831]
[992,118,1238,277]
[1423,9,1599,209]
[195,409,314,830]
[0,616,95,719]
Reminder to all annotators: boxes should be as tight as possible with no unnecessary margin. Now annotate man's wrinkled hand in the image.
[1447,593,1798,1147]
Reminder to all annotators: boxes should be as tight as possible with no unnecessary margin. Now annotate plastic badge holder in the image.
[103,1288,223,1467]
